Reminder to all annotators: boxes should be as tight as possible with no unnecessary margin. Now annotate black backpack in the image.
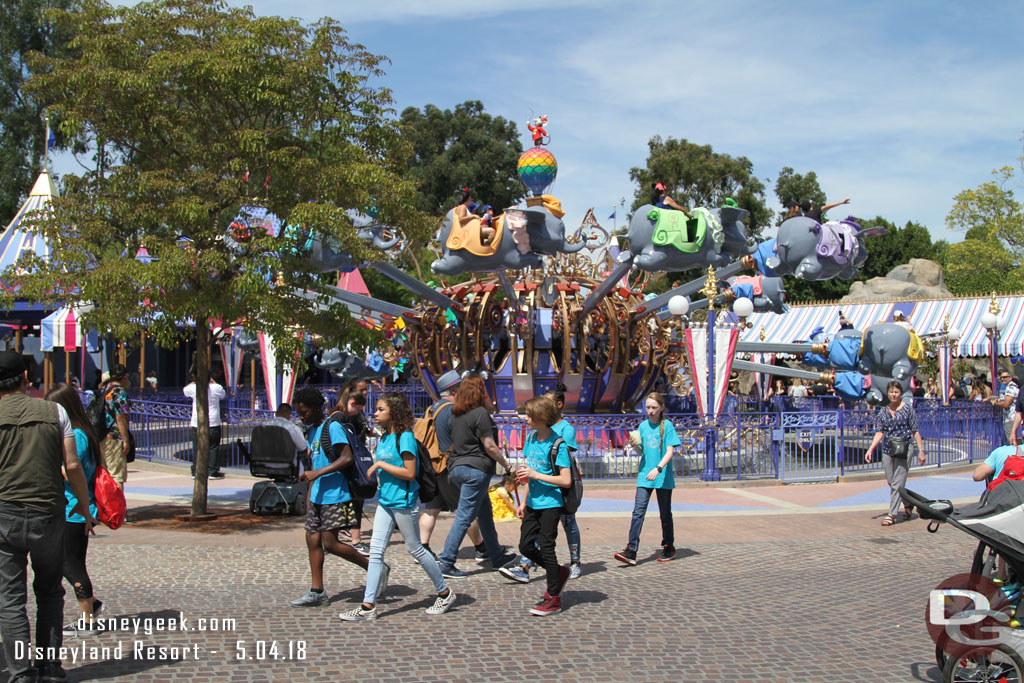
[546,436,583,514]
[412,439,439,504]
[319,415,378,501]
[86,389,111,440]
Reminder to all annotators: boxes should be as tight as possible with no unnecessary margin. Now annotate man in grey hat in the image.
[418,370,487,561]
[0,351,96,682]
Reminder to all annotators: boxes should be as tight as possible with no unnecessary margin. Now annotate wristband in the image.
[655,465,663,473]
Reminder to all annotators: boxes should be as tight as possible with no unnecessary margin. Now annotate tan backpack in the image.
[412,400,453,475]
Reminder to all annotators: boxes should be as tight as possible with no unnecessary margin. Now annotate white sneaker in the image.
[426,589,456,615]
[339,605,377,621]
[569,563,582,580]
[290,589,328,607]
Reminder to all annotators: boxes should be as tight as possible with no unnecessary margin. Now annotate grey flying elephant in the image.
[431,206,584,276]
[626,204,753,272]
[765,216,887,280]
[858,323,920,405]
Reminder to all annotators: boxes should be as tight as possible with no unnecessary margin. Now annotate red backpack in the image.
[987,447,1024,491]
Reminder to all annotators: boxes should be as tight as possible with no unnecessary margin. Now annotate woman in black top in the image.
[436,376,514,578]
[865,381,926,526]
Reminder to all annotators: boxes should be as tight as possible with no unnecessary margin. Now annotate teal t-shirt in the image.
[65,429,98,523]
[376,431,419,509]
[637,418,681,490]
[984,445,1020,481]
[551,419,577,451]
[308,420,352,505]
[525,431,571,510]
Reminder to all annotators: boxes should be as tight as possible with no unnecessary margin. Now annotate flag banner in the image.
[258,331,302,412]
[938,341,952,405]
[684,325,740,416]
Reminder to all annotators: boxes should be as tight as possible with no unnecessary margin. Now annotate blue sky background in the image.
[57,0,1024,245]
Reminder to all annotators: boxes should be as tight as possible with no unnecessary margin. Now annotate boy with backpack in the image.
[510,396,573,616]
[290,387,371,607]
[974,443,1024,490]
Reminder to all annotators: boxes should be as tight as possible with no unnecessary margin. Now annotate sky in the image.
[55,0,1024,244]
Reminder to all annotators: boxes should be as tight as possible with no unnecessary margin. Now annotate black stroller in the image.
[902,481,1024,682]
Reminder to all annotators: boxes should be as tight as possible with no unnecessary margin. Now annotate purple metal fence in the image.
[125,395,1003,482]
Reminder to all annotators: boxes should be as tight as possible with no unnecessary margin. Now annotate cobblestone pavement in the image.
[1,509,977,682]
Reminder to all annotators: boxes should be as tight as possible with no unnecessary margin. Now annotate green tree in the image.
[947,163,1024,258]
[943,239,1024,295]
[16,0,428,517]
[400,101,525,214]
[773,166,825,222]
[0,0,79,221]
[629,135,772,238]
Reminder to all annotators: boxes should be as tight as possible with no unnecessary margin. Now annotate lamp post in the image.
[980,295,1005,396]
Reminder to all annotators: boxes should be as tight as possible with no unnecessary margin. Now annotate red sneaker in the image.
[530,592,562,616]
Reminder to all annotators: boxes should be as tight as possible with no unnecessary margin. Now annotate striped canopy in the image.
[41,306,98,352]
[740,295,1024,357]
[0,171,57,274]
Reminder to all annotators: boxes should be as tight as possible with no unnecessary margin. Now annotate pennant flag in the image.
[684,325,740,416]
[938,340,952,405]
[46,127,56,151]
[754,352,775,400]
[258,331,302,412]
[220,329,246,391]
[608,207,616,220]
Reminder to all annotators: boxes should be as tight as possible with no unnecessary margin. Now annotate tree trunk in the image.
[191,318,211,517]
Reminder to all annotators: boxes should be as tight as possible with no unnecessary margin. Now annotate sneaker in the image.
[498,565,531,584]
[476,544,509,563]
[491,552,518,569]
[338,605,377,621]
[658,545,676,562]
[338,529,353,543]
[439,563,469,579]
[209,471,225,479]
[569,563,582,580]
[556,565,571,594]
[377,562,391,603]
[426,589,457,615]
[37,662,69,683]
[290,589,328,607]
[353,542,371,556]
[93,599,104,618]
[613,549,637,566]
[529,592,562,617]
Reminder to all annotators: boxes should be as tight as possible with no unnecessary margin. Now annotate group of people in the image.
[284,370,684,620]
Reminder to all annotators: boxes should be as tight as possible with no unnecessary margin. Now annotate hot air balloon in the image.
[517,147,558,197]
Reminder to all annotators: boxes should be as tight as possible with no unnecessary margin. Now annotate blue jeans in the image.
[438,465,503,567]
[627,486,674,550]
[522,513,580,567]
[365,505,446,605]
[0,502,66,680]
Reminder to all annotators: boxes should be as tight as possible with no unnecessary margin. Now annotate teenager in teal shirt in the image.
[615,392,681,565]
[511,396,572,616]
[502,384,584,583]
[291,387,368,608]
[340,394,455,621]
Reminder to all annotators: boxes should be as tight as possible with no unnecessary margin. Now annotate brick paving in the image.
[1,460,997,681]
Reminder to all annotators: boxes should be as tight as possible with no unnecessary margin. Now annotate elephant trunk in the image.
[562,239,587,253]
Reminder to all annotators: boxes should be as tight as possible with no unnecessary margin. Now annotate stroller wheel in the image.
[935,642,947,671]
[943,643,1024,683]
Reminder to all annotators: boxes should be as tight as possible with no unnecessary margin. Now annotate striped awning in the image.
[0,171,56,274]
[740,295,1024,357]
[41,306,98,352]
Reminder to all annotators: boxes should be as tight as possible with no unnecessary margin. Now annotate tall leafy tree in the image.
[773,166,825,222]
[16,0,429,517]
[947,161,1024,259]
[628,136,771,238]
[0,0,78,220]
[400,100,525,214]
[943,238,1023,295]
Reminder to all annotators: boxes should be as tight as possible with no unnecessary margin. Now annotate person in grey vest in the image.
[0,351,96,682]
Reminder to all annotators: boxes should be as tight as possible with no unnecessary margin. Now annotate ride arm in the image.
[730,360,825,382]
[634,258,753,320]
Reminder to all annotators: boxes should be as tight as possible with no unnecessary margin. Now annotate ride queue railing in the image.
[125,394,1003,483]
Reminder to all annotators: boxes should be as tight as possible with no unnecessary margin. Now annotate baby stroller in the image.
[901,481,1024,682]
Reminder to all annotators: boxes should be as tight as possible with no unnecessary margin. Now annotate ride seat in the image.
[446,211,505,257]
